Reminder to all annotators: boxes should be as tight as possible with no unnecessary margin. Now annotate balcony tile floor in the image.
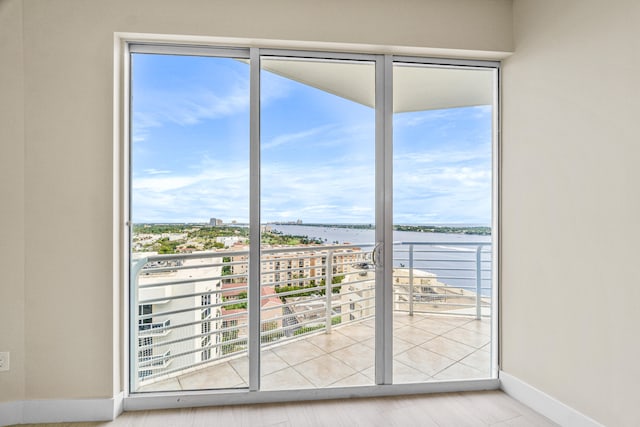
[138,313,492,393]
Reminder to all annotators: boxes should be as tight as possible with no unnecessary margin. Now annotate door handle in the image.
[371,242,383,268]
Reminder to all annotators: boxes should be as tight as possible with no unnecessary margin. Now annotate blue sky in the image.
[131,54,492,225]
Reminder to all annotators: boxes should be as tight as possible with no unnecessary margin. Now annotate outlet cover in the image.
[0,352,9,371]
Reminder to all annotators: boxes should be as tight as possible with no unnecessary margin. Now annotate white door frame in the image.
[122,40,500,410]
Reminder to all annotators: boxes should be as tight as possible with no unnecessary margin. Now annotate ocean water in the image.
[271,224,493,294]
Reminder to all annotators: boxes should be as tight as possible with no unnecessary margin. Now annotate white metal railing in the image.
[393,242,492,318]
[139,350,172,369]
[138,319,171,335]
[130,241,491,387]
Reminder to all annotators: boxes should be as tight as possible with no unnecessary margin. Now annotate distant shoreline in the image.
[133,222,491,236]
[274,223,491,236]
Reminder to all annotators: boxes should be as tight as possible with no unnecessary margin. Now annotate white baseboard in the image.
[0,401,22,427]
[2,377,606,427]
[499,371,604,427]
[0,393,123,426]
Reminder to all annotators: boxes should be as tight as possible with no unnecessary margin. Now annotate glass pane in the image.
[392,64,494,383]
[130,53,250,392]
[259,57,376,389]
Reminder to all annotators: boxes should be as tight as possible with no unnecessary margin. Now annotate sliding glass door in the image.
[129,51,252,392]
[259,56,376,389]
[392,62,496,382]
[128,46,498,395]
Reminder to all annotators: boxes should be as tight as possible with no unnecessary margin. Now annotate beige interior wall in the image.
[502,0,640,425]
[7,0,638,423]
[0,0,513,402]
[0,0,26,403]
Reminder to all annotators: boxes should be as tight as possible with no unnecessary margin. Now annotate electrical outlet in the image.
[0,352,9,371]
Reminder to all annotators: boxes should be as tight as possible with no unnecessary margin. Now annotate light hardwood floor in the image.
[15,391,556,427]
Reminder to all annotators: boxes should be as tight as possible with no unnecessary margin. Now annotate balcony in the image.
[132,242,493,392]
[138,319,171,337]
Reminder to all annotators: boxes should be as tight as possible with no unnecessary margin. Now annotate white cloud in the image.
[131,66,290,145]
[132,133,491,224]
[143,168,171,175]
[131,68,492,224]
[260,161,375,223]
[132,154,491,224]
[393,163,492,224]
[393,148,489,165]
[132,157,251,223]
[262,125,336,150]
[394,109,456,127]
[133,175,202,192]
[132,70,295,145]
[132,112,164,142]
[137,84,249,128]
[394,105,491,128]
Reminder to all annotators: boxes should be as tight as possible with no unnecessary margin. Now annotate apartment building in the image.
[133,254,224,389]
[229,246,365,287]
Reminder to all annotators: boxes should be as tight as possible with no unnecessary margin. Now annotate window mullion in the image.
[374,54,394,385]
[248,47,261,392]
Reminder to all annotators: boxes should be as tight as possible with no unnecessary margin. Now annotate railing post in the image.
[476,245,482,320]
[325,250,334,333]
[409,244,414,316]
